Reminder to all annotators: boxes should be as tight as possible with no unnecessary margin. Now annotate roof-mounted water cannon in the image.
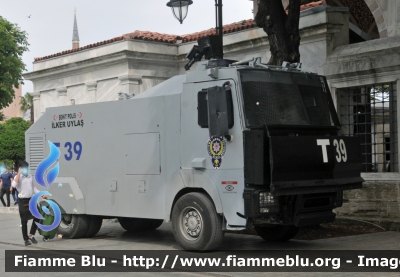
[167,0,225,70]
[282,61,302,70]
[184,35,224,71]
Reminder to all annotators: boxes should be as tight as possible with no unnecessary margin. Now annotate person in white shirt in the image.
[12,161,48,246]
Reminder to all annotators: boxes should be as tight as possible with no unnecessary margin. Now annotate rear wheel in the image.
[58,214,90,239]
[171,192,223,251]
[84,215,103,238]
[254,225,299,241]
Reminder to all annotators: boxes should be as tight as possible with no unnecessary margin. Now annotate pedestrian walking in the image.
[0,166,14,207]
[12,161,48,246]
[11,170,19,205]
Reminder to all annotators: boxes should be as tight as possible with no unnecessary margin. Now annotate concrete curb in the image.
[336,216,400,231]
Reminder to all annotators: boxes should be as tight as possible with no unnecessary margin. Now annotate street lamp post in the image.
[167,0,224,61]
[214,0,223,50]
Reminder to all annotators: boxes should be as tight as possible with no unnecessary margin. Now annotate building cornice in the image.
[30,91,40,99]
[23,50,179,82]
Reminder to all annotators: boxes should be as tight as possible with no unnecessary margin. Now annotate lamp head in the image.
[166,0,193,24]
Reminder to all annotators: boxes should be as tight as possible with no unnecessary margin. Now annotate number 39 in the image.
[333,139,347,163]
[54,141,83,161]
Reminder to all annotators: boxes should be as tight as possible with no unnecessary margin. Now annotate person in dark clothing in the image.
[12,162,48,246]
[0,166,14,207]
[11,170,18,205]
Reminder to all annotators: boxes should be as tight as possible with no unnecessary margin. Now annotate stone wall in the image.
[326,36,400,229]
[336,181,400,230]
[337,182,400,218]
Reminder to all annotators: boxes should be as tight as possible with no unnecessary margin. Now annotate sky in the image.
[1,0,254,94]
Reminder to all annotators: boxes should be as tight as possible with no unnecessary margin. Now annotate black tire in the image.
[58,214,90,239]
[149,219,164,230]
[84,215,103,238]
[171,192,223,251]
[254,225,299,242]
[118,217,153,232]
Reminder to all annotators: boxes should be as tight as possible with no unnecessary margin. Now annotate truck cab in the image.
[177,59,363,246]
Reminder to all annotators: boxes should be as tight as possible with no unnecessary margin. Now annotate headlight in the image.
[260,192,274,205]
[259,192,280,214]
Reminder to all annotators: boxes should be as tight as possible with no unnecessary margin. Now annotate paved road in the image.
[0,212,399,277]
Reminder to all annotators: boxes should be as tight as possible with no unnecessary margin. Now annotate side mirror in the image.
[207,86,229,137]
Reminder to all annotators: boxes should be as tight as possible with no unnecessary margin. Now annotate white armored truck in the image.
[26,56,363,250]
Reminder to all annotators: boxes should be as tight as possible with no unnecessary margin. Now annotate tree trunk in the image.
[14,160,18,172]
[255,0,301,66]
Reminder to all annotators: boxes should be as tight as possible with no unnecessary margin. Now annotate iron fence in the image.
[338,83,398,172]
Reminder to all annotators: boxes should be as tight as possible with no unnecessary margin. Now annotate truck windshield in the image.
[240,69,336,128]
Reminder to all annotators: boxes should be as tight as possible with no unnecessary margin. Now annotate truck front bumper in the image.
[243,188,347,227]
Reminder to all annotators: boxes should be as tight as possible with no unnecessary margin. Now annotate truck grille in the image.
[29,136,44,171]
[301,193,335,211]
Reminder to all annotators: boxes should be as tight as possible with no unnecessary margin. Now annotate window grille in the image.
[338,83,398,172]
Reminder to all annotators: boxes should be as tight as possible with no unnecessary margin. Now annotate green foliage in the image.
[20,92,34,123]
[0,16,29,109]
[370,85,390,101]
[20,92,32,112]
[0,159,14,170]
[0,117,30,165]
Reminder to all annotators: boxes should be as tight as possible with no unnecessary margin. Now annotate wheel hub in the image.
[181,208,203,239]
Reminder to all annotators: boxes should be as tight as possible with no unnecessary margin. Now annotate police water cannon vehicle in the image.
[26,36,363,250]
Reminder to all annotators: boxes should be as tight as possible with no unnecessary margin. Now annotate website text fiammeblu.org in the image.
[8,251,400,272]
[120,254,400,270]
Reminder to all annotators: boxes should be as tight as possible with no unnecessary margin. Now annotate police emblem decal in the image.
[207,136,226,169]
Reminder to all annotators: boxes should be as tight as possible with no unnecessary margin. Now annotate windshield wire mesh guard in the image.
[339,83,398,173]
[240,70,334,127]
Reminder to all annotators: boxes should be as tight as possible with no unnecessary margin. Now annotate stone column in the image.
[86,82,97,103]
[118,75,142,96]
[330,86,338,109]
[56,87,68,106]
[30,91,41,122]
[394,79,400,172]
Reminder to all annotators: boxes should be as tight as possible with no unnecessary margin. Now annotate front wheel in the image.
[171,192,223,251]
[254,225,299,242]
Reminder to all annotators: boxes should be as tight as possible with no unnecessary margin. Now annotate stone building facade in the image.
[24,0,400,227]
